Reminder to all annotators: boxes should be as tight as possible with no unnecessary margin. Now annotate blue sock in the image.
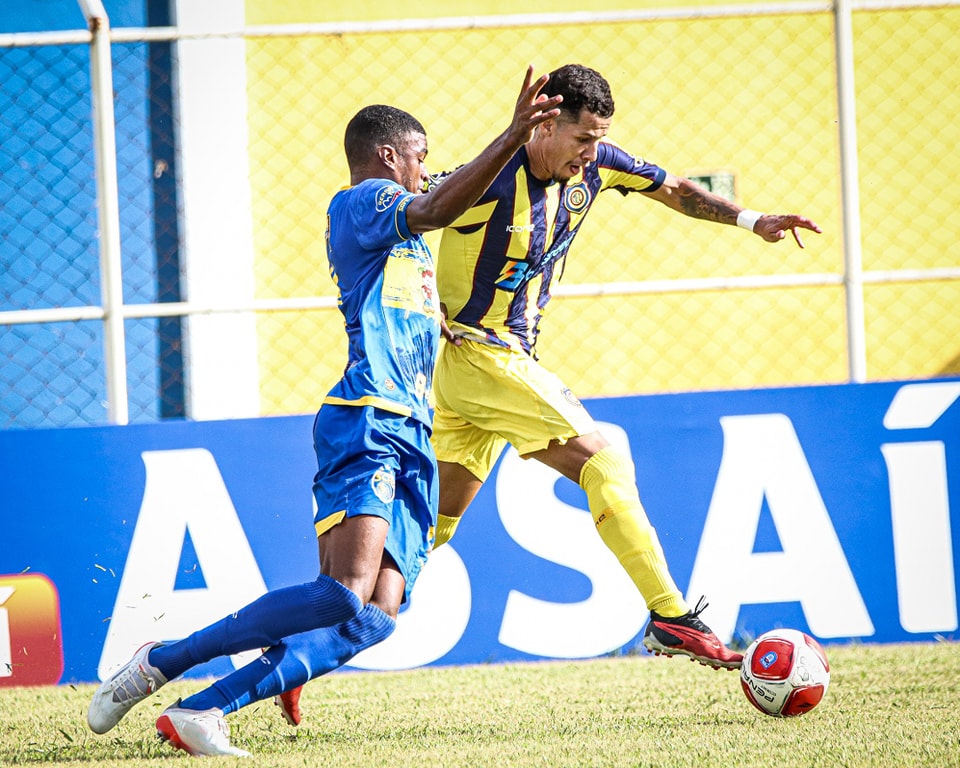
[179,604,396,715]
[149,573,362,680]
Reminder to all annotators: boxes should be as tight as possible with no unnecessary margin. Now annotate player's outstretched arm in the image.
[405,65,561,234]
[644,173,821,248]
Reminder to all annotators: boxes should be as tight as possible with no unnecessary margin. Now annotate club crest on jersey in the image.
[371,467,396,504]
[562,182,591,214]
[375,186,402,212]
[561,387,582,407]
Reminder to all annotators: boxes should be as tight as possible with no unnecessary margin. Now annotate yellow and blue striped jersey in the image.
[437,140,665,356]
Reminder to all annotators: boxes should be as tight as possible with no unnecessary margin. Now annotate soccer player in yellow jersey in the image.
[273,62,820,726]
[430,63,822,670]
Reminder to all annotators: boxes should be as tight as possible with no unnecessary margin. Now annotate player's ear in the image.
[379,144,398,169]
[536,116,557,137]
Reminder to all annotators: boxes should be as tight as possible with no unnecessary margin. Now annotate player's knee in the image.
[579,446,640,508]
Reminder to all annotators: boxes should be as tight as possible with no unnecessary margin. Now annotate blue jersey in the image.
[324,178,441,426]
[437,140,665,355]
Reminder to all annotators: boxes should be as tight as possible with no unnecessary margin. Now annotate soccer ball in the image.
[739,629,830,717]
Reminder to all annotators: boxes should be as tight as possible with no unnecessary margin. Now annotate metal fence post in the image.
[79,0,129,424]
[834,0,868,383]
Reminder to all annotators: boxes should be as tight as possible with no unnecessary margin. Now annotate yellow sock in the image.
[433,513,462,549]
[580,447,688,617]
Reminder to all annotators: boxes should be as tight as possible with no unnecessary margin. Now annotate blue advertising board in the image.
[2,378,958,685]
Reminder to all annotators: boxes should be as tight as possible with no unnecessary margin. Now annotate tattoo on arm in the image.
[677,182,739,225]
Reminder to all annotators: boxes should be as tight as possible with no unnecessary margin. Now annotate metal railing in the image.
[2,0,958,425]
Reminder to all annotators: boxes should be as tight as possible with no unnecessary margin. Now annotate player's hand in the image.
[755,214,822,248]
[507,66,563,147]
[439,303,462,346]
[440,318,462,346]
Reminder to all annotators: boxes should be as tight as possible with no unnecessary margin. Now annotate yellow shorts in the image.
[432,339,596,481]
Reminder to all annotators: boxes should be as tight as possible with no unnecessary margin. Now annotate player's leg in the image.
[271,556,404,725]
[536,432,743,669]
[436,338,683,611]
[459,347,741,669]
[88,405,383,736]
[156,405,428,754]
[146,568,364,683]
[276,413,438,727]
[529,432,688,618]
[434,459,483,546]
[534,435,741,668]
[157,517,400,753]
[173,549,402,718]
[87,544,363,736]
[432,341,509,547]
[142,405,395,681]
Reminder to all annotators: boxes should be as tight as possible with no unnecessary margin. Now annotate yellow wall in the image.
[243,3,960,414]
[246,0,761,25]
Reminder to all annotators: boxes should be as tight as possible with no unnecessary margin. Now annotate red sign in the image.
[0,574,64,687]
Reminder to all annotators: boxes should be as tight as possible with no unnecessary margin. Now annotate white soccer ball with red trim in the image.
[740,629,830,717]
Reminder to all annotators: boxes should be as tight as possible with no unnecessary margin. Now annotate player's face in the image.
[394,132,430,194]
[537,110,611,183]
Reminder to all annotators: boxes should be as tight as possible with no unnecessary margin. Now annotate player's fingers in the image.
[440,319,462,346]
[792,227,806,248]
[793,216,821,234]
[534,95,562,111]
[517,68,545,109]
[521,64,535,92]
[524,72,550,101]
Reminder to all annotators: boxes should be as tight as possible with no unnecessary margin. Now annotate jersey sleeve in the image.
[596,140,667,196]
[350,179,417,249]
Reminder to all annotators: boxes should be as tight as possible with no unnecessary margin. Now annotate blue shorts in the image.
[311,404,437,604]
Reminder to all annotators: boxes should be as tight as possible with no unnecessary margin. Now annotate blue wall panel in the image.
[1,379,958,685]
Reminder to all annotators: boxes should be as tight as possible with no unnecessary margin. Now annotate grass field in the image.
[2,641,958,767]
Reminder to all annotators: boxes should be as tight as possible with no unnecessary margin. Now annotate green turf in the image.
[2,642,958,767]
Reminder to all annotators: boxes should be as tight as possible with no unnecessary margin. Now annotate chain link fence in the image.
[2,4,959,428]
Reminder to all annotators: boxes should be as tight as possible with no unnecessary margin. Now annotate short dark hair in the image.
[543,64,615,121]
[344,105,426,169]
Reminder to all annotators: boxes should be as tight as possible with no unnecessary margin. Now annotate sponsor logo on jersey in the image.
[506,224,535,232]
[495,259,530,291]
[375,186,403,212]
[562,182,591,214]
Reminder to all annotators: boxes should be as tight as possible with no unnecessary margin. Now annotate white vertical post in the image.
[834,0,868,383]
[173,0,261,420]
[79,0,129,424]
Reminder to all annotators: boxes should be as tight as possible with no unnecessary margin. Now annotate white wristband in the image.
[736,209,763,232]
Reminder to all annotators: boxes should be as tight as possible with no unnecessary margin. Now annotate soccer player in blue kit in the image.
[429,64,822,670]
[85,66,562,757]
